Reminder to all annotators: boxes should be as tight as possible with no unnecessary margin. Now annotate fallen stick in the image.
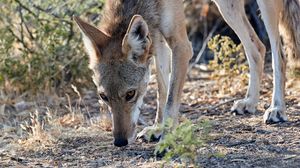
[182,97,240,113]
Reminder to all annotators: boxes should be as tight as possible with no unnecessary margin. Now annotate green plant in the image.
[0,0,104,93]
[208,35,249,94]
[155,119,212,167]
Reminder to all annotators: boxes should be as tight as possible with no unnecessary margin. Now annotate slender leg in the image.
[137,0,192,141]
[160,0,193,126]
[257,0,287,124]
[213,0,266,115]
[154,35,171,125]
[137,34,171,140]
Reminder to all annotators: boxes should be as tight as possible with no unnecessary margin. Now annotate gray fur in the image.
[280,0,300,69]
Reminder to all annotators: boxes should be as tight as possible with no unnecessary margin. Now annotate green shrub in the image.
[0,0,104,93]
[208,35,249,94]
[155,119,212,167]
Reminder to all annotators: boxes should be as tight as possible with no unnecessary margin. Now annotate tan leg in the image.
[257,0,287,124]
[137,34,171,140]
[213,0,266,114]
[160,0,193,125]
[137,0,192,141]
[154,35,171,124]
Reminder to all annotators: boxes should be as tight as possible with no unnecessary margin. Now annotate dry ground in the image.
[1,66,300,167]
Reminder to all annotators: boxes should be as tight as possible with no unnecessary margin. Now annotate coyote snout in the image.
[111,98,142,147]
[96,59,150,147]
[103,64,150,147]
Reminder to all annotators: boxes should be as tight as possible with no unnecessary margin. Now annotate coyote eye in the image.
[99,93,109,102]
[125,90,136,101]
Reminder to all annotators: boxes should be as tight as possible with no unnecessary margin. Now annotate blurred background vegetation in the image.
[0,0,267,95]
[0,0,104,94]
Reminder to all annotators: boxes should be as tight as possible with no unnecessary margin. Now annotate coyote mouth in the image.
[128,129,137,145]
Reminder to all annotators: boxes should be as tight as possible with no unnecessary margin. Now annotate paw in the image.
[263,107,288,124]
[231,99,257,115]
[137,125,162,142]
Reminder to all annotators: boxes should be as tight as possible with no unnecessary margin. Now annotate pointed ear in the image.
[73,16,109,67]
[122,15,152,63]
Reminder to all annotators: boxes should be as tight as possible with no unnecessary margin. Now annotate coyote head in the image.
[74,15,152,147]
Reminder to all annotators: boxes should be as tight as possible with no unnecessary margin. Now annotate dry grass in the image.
[18,110,58,151]
[0,83,107,157]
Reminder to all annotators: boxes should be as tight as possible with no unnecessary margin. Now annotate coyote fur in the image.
[74,0,192,147]
[213,0,300,124]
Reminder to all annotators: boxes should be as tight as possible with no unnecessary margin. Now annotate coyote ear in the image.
[73,16,109,67]
[122,15,152,63]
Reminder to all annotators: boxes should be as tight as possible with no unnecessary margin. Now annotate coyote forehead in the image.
[92,61,148,94]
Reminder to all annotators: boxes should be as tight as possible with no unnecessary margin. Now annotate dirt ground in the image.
[1,67,300,168]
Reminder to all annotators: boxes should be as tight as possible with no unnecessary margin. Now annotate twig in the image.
[188,19,222,72]
[29,1,73,24]
[231,159,246,162]
[15,0,38,18]
[19,7,35,40]
[7,28,34,53]
[226,139,256,147]
[209,97,240,110]
[182,97,239,113]
[17,6,25,50]
[66,22,74,46]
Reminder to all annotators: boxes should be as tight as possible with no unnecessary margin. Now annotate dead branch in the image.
[182,97,239,113]
[188,18,222,72]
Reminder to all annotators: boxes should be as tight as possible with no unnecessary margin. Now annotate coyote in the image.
[74,0,300,147]
[74,0,192,147]
[212,0,300,124]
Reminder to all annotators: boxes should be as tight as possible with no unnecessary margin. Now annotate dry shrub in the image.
[57,113,84,128]
[18,110,58,151]
[90,114,112,132]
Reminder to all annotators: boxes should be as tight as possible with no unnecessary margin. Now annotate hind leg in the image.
[213,0,266,114]
[257,1,287,124]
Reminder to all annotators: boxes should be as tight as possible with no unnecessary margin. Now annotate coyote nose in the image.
[114,138,128,147]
